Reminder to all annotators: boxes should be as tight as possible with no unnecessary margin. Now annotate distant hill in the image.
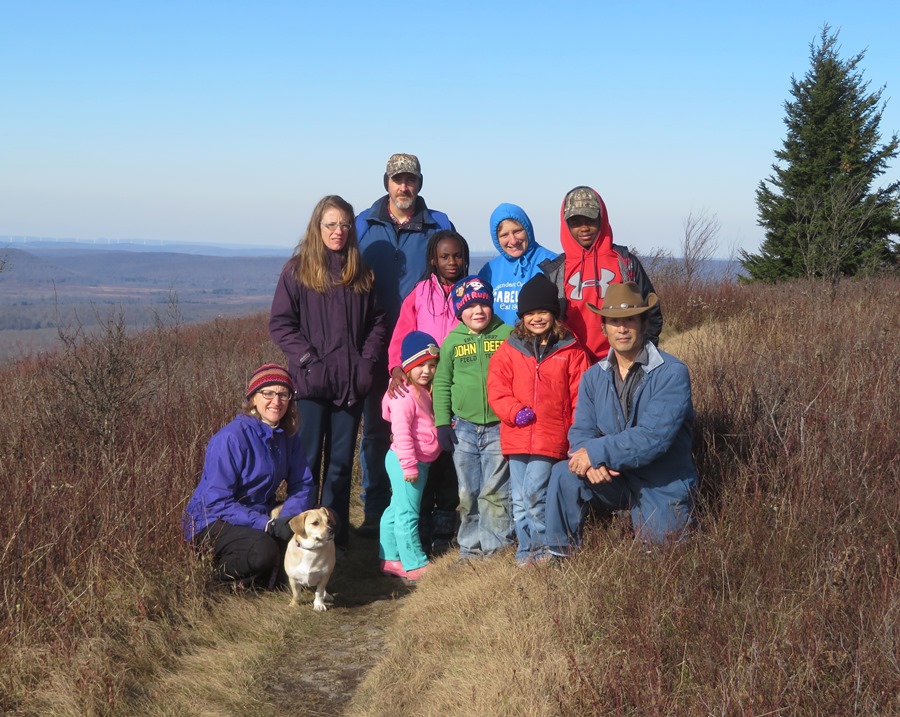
[0,246,288,363]
[1,246,289,289]
[1,236,289,257]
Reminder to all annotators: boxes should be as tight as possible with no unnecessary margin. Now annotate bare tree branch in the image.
[681,209,720,290]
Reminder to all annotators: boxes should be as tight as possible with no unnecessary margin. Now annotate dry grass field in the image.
[0,274,897,715]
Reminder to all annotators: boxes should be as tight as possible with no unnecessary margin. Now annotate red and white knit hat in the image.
[246,363,295,399]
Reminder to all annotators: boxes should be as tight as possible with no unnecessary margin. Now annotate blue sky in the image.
[2,1,899,257]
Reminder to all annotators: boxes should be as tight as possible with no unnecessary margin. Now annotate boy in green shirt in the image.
[433,276,513,559]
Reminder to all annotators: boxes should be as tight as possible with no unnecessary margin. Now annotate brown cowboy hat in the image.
[587,281,658,318]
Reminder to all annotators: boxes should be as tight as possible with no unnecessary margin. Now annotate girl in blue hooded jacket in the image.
[478,203,557,325]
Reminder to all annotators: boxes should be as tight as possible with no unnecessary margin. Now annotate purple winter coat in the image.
[269,252,386,407]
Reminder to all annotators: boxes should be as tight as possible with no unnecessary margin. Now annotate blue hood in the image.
[489,203,537,278]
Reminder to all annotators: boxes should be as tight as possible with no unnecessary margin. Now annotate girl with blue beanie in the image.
[379,331,442,581]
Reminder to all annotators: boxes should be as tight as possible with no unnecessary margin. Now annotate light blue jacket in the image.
[570,342,698,487]
[478,203,557,325]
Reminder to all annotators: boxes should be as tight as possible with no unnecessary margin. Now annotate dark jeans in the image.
[195,520,283,588]
[359,367,392,520]
[420,450,460,541]
[297,397,364,548]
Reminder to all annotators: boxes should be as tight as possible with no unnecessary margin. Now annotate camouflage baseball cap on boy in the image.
[563,186,601,220]
[385,153,422,179]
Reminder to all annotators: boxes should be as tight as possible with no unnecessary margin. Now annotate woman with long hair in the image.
[269,195,387,551]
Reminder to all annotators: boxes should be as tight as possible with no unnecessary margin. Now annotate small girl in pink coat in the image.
[379,331,442,581]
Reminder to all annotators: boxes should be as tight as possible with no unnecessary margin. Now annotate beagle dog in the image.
[283,506,339,612]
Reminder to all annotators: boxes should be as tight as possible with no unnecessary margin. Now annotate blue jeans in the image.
[297,398,364,548]
[360,367,392,520]
[544,459,697,550]
[452,419,512,558]
[508,455,554,564]
[379,450,429,571]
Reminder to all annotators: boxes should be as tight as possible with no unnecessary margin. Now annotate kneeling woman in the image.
[183,364,317,589]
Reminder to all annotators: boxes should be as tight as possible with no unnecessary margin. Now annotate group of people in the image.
[183,153,699,590]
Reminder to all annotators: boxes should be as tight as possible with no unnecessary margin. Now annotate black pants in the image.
[195,520,285,588]
[420,450,460,542]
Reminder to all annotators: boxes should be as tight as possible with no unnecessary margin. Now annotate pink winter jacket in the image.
[382,385,442,476]
[387,275,458,374]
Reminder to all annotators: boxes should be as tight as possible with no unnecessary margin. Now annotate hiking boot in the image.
[430,536,453,558]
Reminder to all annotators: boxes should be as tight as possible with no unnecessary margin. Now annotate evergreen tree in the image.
[742,26,900,282]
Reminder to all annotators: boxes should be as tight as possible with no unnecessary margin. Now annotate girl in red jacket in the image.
[487,273,591,565]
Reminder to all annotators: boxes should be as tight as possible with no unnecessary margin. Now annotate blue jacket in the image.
[479,203,557,325]
[356,195,453,330]
[570,342,698,487]
[183,414,317,539]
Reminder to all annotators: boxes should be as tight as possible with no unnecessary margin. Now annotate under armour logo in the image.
[567,268,615,301]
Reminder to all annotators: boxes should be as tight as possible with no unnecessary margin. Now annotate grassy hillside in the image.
[350,276,899,715]
[0,274,897,715]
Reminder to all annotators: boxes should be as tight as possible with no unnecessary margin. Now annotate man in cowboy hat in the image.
[543,282,698,549]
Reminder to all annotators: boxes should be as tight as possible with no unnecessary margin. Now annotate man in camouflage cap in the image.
[539,185,662,362]
[355,154,455,536]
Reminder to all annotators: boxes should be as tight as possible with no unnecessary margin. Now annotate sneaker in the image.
[357,515,380,537]
[379,559,407,578]
[404,564,431,581]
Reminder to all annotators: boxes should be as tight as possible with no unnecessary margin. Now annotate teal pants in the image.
[379,450,430,571]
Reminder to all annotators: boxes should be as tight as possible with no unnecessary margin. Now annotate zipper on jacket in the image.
[530,362,540,453]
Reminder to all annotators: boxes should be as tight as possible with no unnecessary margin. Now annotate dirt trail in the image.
[263,529,414,716]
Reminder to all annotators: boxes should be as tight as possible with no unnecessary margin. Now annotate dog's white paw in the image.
[313,600,328,612]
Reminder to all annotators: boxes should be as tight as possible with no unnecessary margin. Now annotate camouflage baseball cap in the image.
[385,153,422,179]
[563,186,601,221]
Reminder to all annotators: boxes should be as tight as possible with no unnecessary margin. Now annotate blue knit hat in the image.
[451,276,493,319]
[401,331,439,372]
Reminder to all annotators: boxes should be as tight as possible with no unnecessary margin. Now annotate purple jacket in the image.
[269,254,387,406]
[182,413,317,539]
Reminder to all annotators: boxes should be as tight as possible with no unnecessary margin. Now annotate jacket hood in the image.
[558,188,613,257]
[490,203,539,277]
[506,331,581,360]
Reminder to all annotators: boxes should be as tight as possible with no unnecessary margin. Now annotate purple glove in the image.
[515,406,536,427]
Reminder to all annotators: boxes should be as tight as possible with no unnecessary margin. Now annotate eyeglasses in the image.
[321,222,352,232]
[257,389,293,401]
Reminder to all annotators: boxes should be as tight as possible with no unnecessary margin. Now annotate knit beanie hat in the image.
[401,331,440,372]
[451,276,493,319]
[517,273,560,319]
[246,363,295,399]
